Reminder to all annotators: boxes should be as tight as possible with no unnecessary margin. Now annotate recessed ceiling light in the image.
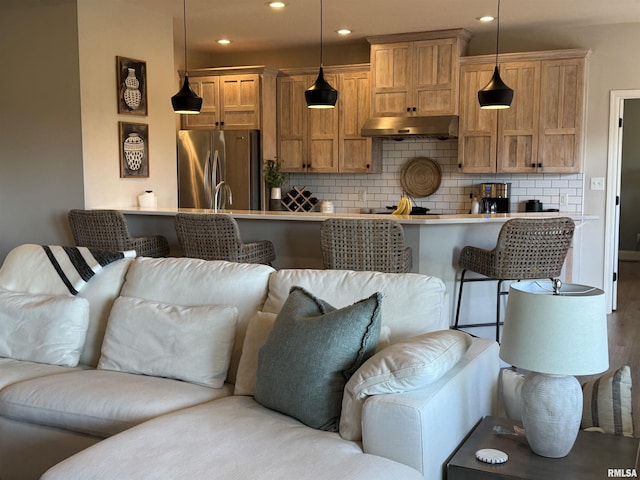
[336,29,352,36]
[478,15,495,22]
[217,39,231,45]
[267,1,287,8]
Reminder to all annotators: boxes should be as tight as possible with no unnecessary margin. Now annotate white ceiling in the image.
[125,0,640,53]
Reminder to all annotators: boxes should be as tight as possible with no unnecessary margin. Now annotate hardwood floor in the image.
[580,260,640,436]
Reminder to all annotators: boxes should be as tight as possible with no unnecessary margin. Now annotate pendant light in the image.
[478,0,513,109]
[171,0,202,114]
[305,0,337,109]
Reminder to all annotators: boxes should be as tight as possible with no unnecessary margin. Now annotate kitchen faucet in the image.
[214,181,233,211]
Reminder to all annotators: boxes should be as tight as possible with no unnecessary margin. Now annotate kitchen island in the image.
[120,207,596,337]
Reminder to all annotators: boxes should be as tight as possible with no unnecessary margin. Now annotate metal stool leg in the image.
[496,279,504,343]
[453,269,467,329]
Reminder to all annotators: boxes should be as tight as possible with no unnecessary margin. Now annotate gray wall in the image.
[620,99,640,251]
[0,0,84,262]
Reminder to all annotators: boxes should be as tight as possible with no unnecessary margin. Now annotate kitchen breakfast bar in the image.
[121,208,595,335]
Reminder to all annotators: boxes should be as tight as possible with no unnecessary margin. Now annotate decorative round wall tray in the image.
[400,157,442,198]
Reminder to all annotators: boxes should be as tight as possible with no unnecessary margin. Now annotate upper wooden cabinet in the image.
[277,66,381,174]
[367,29,471,117]
[178,66,278,161]
[538,58,586,173]
[458,50,589,174]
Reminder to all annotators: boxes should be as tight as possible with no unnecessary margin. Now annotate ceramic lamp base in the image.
[521,372,582,458]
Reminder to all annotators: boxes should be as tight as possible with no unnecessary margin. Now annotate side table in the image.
[447,416,639,480]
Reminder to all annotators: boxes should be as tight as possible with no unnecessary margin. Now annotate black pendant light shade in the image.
[172,0,202,114]
[478,66,514,109]
[172,76,203,114]
[478,0,513,109]
[305,67,338,109]
[305,0,337,108]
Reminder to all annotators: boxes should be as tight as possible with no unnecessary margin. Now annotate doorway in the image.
[605,91,640,311]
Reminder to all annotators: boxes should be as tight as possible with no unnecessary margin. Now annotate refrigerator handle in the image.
[212,149,223,209]
[204,150,213,208]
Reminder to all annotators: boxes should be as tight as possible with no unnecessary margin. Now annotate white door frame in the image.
[604,89,640,311]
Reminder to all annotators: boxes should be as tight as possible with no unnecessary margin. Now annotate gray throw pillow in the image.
[255,286,382,431]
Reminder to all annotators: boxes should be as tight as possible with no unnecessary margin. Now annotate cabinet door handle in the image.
[412,107,417,112]
[538,163,543,168]
[366,164,370,169]
[531,163,536,168]
[458,163,463,169]
[406,107,411,112]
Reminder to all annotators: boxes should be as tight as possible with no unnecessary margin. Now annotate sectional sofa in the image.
[0,244,499,480]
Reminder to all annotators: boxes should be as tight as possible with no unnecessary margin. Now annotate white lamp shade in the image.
[499,281,608,376]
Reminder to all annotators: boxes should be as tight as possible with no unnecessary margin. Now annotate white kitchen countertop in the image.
[118,206,597,225]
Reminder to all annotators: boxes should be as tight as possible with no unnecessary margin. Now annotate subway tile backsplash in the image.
[286,138,584,214]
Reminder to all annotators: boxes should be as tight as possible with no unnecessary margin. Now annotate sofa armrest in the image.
[360,337,499,480]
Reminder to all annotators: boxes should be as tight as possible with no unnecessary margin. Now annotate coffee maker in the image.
[479,183,511,213]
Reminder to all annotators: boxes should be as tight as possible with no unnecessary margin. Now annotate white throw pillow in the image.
[234,312,277,396]
[234,312,391,397]
[0,288,90,367]
[98,296,238,388]
[340,329,472,441]
[582,365,634,437]
[500,368,526,421]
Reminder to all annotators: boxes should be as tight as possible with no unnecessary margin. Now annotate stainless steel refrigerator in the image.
[177,129,262,210]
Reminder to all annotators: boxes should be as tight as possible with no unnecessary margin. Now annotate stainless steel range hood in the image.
[360,115,459,139]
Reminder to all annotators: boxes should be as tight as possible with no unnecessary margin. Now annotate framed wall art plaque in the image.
[119,122,149,178]
[116,56,148,115]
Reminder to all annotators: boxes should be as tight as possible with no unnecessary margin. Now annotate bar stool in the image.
[68,209,170,257]
[174,213,275,265]
[320,218,412,273]
[453,217,575,342]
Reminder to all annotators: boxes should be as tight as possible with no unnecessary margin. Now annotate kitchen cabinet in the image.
[277,73,307,172]
[338,71,381,173]
[277,65,381,174]
[178,66,278,162]
[538,58,586,172]
[367,29,471,117]
[458,49,589,174]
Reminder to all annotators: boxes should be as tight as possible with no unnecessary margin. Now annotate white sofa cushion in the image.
[98,296,237,388]
[0,288,90,367]
[118,257,273,384]
[255,287,382,431]
[0,358,81,390]
[42,396,425,480]
[340,330,472,441]
[0,369,232,438]
[0,244,133,367]
[263,269,448,344]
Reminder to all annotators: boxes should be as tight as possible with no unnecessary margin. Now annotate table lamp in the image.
[499,280,608,458]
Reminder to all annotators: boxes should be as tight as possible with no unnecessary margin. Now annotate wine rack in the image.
[281,186,318,212]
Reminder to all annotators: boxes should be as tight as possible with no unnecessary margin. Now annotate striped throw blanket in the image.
[41,245,135,295]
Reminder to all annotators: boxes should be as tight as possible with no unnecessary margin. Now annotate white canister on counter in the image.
[471,196,480,214]
[137,190,157,208]
[320,201,334,213]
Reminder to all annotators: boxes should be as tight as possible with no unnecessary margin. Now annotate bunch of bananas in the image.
[392,195,412,215]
